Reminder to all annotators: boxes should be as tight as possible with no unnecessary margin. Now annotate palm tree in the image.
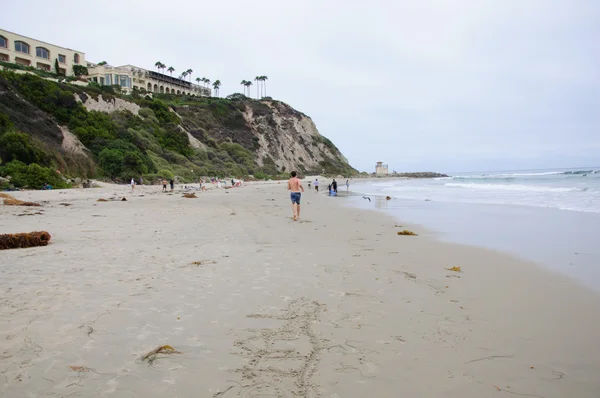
[254,76,261,99]
[245,80,253,96]
[240,80,248,95]
[155,61,163,73]
[182,71,188,82]
[186,69,193,82]
[205,78,211,89]
[196,77,202,86]
[167,66,175,76]
[213,80,221,97]
[260,75,269,97]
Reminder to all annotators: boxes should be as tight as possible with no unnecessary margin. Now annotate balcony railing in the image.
[148,71,193,88]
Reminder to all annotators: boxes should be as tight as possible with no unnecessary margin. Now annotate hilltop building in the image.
[0,29,85,76]
[375,161,388,175]
[86,63,211,97]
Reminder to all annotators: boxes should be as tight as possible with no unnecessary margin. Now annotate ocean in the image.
[346,168,600,289]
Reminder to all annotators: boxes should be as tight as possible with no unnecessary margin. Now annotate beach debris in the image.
[59,203,72,206]
[530,365,535,369]
[121,197,127,201]
[141,345,182,364]
[394,224,404,228]
[191,260,217,266]
[17,212,43,216]
[69,365,90,373]
[465,355,514,364]
[97,198,109,202]
[494,386,501,391]
[183,193,197,198]
[362,196,371,202]
[397,230,418,236]
[446,266,462,272]
[386,196,392,200]
[0,231,51,250]
[0,193,42,207]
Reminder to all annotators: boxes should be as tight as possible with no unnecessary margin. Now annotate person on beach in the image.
[140,176,143,186]
[308,181,311,189]
[288,171,305,221]
[346,180,350,191]
[169,179,174,191]
[314,179,319,192]
[130,178,135,191]
[332,179,338,193]
[162,179,167,192]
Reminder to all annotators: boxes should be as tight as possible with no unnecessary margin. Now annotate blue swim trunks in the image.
[290,192,301,204]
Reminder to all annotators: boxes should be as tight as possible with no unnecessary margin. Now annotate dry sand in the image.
[1,182,599,397]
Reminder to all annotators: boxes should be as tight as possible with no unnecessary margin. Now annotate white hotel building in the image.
[86,63,211,97]
[0,29,85,76]
[1,28,210,97]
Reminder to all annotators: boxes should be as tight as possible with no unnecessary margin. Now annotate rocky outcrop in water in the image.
[391,172,449,178]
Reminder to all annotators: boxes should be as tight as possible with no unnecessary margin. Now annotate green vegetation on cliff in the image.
[0,71,354,188]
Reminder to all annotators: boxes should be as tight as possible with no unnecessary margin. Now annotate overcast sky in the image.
[4,0,599,172]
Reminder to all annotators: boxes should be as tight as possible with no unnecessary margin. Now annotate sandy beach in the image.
[1,181,599,398]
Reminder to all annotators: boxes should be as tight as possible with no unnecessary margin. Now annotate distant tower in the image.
[375,161,389,175]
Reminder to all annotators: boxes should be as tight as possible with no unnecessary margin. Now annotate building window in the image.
[100,77,105,85]
[15,41,30,54]
[74,53,80,64]
[58,54,66,63]
[0,36,7,48]
[36,47,50,59]
[0,53,8,61]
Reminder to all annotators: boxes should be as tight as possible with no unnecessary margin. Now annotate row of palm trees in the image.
[155,61,267,99]
[154,61,195,83]
[240,76,268,98]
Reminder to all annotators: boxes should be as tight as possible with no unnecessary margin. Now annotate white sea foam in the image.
[444,183,579,193]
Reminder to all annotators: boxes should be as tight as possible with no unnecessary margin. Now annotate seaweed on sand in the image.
[141,345,182,365]
[0,193,41,207]
[0,231,51,250]
[397,230,418,236]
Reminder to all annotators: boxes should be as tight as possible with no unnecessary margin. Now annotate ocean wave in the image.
[451,176,516,181]
[444,183,580,193]
[451,170,596,179]
[564,170,593,175]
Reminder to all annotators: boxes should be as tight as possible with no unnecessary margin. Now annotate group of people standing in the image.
[307,178,349,195]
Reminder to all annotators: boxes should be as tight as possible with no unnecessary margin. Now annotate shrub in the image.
[98,148,124,178]
[0,113,13,134]
[73,65,88,76]
[0,160,68,189]
[0,131,49,165]
[156,169,174,179]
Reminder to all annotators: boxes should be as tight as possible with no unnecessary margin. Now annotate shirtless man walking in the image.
[287,171,305,221]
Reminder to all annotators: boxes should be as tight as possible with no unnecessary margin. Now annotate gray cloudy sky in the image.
[4,0,599,172]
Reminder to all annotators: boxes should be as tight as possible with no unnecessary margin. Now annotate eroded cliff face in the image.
[173,98,353,175]
[243,100,349,173]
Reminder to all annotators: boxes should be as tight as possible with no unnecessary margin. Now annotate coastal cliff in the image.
[0,71,354,188]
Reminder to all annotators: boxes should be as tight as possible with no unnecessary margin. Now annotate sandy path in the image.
[1,183,599,397]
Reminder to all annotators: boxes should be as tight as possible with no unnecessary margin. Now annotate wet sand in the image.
[1,182,600,397]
